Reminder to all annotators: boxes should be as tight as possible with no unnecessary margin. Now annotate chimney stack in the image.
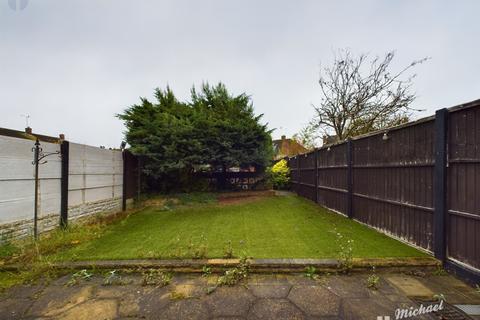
[281,135,286,140]
[25,127,32,134]
[59,134,65,141]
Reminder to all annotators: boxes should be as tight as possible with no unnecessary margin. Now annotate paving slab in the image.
[27,285,94,317]
[341,296,436,320]
[248,298,305,319]
[1,283,45,299]
[138,285,171,318]
[340,297,399,320]
[158,299,211,320]
[288,285,340,317]
[248,283,292,298]
[385,274,435,299]
[325,275,371,298]
[205,286,256,317]
[56,299,118,320]
[95,285,145,317]
[0,298,33,319]
[417,275,480,304]
[171,283,206,299]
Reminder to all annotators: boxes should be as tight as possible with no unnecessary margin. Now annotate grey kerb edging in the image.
[6,257,439,273]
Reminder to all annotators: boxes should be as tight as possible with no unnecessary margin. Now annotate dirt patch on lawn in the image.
[217,196,265,206]
[142,191,275,208]
[217,190,275,206]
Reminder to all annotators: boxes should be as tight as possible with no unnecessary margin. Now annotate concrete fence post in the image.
[60,140,69,228]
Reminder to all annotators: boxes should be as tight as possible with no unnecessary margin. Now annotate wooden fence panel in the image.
[447,106,480,269]
[123,150,139,200]
[297,152,316,202]
[289,156,299,194]
[288,99,480,282]
[352,119,435,251]
[317,143,348,215]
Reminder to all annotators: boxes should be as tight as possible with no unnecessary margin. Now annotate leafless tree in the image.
[293,125,318,150]
[311,50,429,141]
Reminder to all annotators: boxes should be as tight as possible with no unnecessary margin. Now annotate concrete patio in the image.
[1,271,479,319]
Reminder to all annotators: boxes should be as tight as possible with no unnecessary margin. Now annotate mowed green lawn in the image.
[55,195,426,261]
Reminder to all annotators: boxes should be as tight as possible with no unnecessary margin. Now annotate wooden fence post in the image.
[346,139,353,219]
[60,140,69,228]
[434,108,448,263]
[296,155,300,194]
[137,156,142,200]
[122,150,127,211]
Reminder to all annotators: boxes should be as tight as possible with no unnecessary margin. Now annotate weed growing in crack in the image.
[217,268,244,286]
[335,229,354,273]
[304,266,318,280]
[217,257,249,286]
[366,267,380,290]
[432,267,448,276]
[103,270,126,286]
[202,265,212,277]
[66,269,93,286]
[433,293,446,302]
[142,269,172,286]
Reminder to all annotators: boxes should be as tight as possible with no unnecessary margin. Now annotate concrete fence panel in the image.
[67,143,123,220]
[0,135,61,239]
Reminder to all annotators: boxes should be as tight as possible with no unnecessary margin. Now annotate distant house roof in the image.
[272,135,309,160]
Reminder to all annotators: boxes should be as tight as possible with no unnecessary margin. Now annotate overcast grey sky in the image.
[1,0,479,147]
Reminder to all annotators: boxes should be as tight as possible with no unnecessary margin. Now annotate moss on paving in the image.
[54,195,426,261]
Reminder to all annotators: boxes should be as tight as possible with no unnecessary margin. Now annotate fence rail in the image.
[287,99,480,284]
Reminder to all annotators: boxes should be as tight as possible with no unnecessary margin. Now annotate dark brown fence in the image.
[288,99,480,283]
[122,150,141,210]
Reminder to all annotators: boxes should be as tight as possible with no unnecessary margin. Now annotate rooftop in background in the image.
[272,135,309,160]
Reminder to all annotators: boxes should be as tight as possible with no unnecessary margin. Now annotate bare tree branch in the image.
[310,49,428,141]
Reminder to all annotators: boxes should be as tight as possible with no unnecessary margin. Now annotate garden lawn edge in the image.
[4,257,440,273]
